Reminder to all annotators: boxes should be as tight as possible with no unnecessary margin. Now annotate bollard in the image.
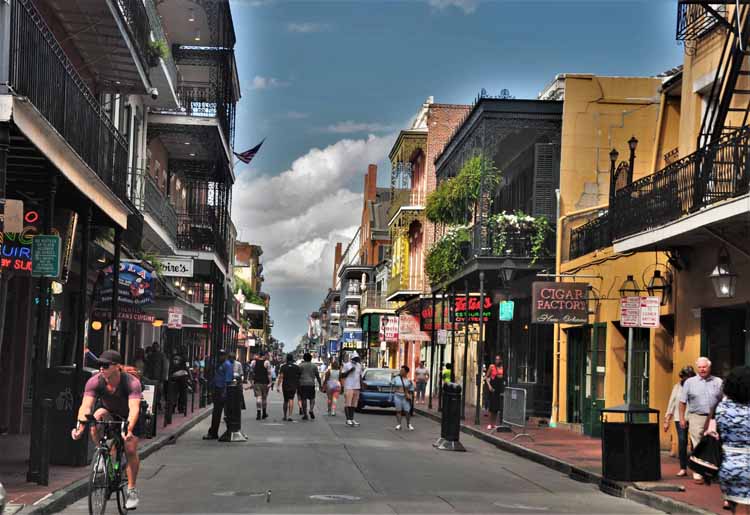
[39,398,53,485]
[191,383,195,413]
[199,378,207,408]
[433,383,465,452]
[219,383,247,442]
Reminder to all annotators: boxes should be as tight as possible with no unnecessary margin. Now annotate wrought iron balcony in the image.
[115,0,152,70]
[362,285,390,310]
[143,173,178,242]
[676,2,727,41]
[612,125,750,241]
[569,213,611,260]
[176,207,228,262]
[467,220,554,262]
[8,0,129,203]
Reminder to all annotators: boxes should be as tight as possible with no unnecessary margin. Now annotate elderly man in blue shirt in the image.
[678,356,723,483]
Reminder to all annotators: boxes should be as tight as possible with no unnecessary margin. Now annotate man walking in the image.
[414,361,429,405]
[341,353,363,427]
[277,354,301,421]
[678,356,723,483]
[203,350,233,440]
[299,353,322,420]
[251,351,272,420]
[392,365,415,431]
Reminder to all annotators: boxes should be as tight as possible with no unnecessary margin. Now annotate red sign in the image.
[421,295,492,331]
[0,209,41,273]
[93,309,155,323]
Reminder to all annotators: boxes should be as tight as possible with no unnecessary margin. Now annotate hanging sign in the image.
[31,235,61,278]
[1,206,41,273]
[379,315,399,342]
[437,329,448,345]
[499,301,515,321]
[531,282,588,324]
[454,296,492,323]
[96,262,156,306]
[620,296,660,328]
[158,256,194,277]
[168,307,183,329]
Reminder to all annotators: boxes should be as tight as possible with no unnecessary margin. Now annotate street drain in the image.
[310,494,361,502]
[213,491,267,497]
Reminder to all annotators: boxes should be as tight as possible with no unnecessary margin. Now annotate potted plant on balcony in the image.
[425,226,470,286]
[147,39,169,67]
[488,211,551,263]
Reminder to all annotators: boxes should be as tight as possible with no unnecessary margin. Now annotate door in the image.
[583,324,606,437]
[702,306,747,379]
[566,328,586,424]
[630,328,650,406]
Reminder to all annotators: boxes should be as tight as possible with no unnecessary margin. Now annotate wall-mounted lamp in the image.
[647,269,671,306]
[709,246,737,299]
[91,320,103,331]
[619,275,641,298]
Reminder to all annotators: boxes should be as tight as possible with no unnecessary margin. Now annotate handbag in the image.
[688,435,722,483]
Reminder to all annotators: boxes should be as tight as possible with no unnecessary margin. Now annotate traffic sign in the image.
[620,296,660,328]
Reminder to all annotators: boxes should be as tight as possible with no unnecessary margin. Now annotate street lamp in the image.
[500,260,515,284]
[619,275,641,298]
[709,246,737,299]
[646,270,671,306]
[609,148,620,210]
[627,136,638,184]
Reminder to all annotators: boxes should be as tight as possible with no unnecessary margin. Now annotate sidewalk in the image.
[415,401,724,515]
[0,396,211,514]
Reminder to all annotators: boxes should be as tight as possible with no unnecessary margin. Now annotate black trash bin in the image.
[600,404,661,482]
[42,365,96,466]
[140,379,160,438]
[434,383,465,452]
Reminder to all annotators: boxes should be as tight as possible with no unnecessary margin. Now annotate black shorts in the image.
[283,389,297,402]
[105,412,144,438]
[299,385,316,400]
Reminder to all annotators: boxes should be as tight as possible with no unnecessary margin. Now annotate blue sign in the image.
[328,339,340,354]
[342,328,363,342]
[499,301,515,322]
[97,262,156,306]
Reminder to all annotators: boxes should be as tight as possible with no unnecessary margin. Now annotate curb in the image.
[415,408,713,515]
[22,408,212,515]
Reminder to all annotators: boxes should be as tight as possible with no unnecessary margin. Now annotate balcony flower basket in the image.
[146,39,169,67]
[425,226,470,286]
[488,211,551,263]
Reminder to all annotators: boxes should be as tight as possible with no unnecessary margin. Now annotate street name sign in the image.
[31,235,61,278]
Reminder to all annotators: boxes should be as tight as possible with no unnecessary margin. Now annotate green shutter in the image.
[532,143,560,221]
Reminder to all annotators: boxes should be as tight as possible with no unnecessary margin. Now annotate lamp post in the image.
[619,275,640,405]
[627,136,638,185]
[608,148,619,210]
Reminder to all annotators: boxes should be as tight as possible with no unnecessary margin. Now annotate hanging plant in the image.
[425,226,470,286]
[488,211,552,263]
[147,40,169,66]
[135,250,164,276]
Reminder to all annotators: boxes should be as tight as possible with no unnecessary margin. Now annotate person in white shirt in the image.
[341,353,363,427]
[664,366,695,477]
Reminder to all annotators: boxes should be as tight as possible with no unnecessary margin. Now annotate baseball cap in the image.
[98,350,123,365]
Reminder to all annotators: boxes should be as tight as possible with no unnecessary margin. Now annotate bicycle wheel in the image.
[114,474,129,514]
[88,451,109,515]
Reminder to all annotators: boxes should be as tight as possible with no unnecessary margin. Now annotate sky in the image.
[228,0,684,350]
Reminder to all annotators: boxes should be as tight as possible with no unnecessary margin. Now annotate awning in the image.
[143,296,203,325]
[243,302,266,312]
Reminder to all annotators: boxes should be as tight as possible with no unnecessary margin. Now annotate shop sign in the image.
[399,313,430,341]
[421,296,493,330]
[343,328,363,343]
[31,235,61,278]
[159,256,194,277]
[499,301,515,321]
[620,296,660,328]
[1,207,41,273]
[93,309,155,323]
[97,262,156,306]
[454,296,492,323]
[379,315,399,342]
[531,282,588,325]
[437,329,448,345]
[168,307,183,329]
[328,339,340,354]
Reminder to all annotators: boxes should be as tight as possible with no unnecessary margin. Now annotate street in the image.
[60,390,659,514]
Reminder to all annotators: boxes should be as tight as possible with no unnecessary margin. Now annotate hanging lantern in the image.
[646,270,671,306]
[619,275,641,298]
[709,246,737,299]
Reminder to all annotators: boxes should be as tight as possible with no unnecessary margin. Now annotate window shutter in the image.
[532,143,560,221]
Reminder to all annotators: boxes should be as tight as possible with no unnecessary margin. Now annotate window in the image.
[515,326,537,384]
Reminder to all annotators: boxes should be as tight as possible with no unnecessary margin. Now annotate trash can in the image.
[140,379,160,439]
[42,365,96,466]
[434,383,465,452]
[600,404,661,481]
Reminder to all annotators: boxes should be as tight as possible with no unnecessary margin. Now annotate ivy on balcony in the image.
[488,211,551,264]
[425,226,470,286]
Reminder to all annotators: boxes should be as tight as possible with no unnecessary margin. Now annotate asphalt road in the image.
[59,389,661,514]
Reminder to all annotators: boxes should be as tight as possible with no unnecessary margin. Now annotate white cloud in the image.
[251,76,290,90]
[287,22,330,33]
[285,111,310,120]
[232,134,396,290]
[323,121,396,134]
[428,0,479,14]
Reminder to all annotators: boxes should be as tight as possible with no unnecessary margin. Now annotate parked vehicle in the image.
[358,368,398,410]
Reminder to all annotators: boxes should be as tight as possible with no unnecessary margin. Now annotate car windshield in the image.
[364,370,394,383]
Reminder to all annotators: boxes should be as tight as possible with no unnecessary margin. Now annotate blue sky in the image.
[228,0,684,350]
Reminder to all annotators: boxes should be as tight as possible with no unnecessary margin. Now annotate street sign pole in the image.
[626,327,633,405]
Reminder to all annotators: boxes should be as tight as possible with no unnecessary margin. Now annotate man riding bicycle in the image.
[71,350,142,510]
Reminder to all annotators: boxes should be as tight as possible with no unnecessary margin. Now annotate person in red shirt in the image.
[485,355,505,430]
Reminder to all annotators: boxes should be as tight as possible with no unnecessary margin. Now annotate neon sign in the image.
[0,210,41,272]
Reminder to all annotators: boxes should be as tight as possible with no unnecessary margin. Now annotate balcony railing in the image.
[569,213,611,260]
[115,0,151,70]
[467,222,554,261]
[143,0,179,86]
[676,3,726,41]
[152,84,234,143]
[143,173,178,242]
[612,125,750,241]
[177,207,228,262]
[362,286,389,310]
[9,0,129,203]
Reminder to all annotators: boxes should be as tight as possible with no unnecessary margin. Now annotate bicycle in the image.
[83,415,131,515]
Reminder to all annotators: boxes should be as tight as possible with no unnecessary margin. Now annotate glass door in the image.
[566,328,587,424]
[583,324,606,437]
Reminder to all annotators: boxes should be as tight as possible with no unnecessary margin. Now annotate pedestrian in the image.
[486,355,505,430]
[712,365,750,513]
[392,365,415,431]
[145,342,165,382]
[251,351,272,420]
[341,352,363,427]
[203,350,232,440]
[442,363,452,385]
[277,354,301,421]
[270,363,277,391]
[414,361,429,405]
[323,361,341,416]
[664,365,695,477]
[169,349,190,414]
[298,353,322,419]
[679,356,724,483]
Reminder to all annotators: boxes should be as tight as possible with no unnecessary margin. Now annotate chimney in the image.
[333,242,343,289]
[364,164,378,201]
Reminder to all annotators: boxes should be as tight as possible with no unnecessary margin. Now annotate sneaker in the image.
[346,420,354,426]
[309,411,315,419]
[408,424,415,431]
[352,419,360,427]
[395,424,401,431]
[125,488,139,509]
[331,411,336,417]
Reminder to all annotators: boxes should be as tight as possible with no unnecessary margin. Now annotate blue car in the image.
[358,368,398,410]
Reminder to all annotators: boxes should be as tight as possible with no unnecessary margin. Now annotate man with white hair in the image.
[678,356,723,483]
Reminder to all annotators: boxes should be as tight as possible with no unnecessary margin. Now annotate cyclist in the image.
[71,350,142,510]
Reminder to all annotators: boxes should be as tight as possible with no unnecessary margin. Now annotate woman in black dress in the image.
[485,355,505,429]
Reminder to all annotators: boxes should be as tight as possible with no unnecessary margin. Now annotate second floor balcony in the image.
[143,172,178,243]
[569,211,611,261]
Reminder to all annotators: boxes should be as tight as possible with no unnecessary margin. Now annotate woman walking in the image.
[323,361,341,416]
[341,352,363,427]
[485,355,505,430]
[714,366,750,513]
[664,366,695,477]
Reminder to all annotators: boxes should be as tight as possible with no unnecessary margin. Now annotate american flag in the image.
[233,139,265,164]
